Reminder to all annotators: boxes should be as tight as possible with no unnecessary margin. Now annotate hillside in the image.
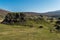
[1,12,56,29]
[42,10,60,18]
[0,9,60,19]
[0,12,59,40]
[0,24,59,40]
[0,9,10,19]
[21,10,60,18]
[0,10,60,40]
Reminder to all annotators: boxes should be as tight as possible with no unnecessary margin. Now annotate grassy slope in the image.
[0,20,60,40]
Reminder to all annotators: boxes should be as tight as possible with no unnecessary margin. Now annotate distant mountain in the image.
[0,9,10,14]
[42,10,60,18]
[21,10,60,18]
[21,12,41,16]
[0,9,60,19]
[0,9,10,18]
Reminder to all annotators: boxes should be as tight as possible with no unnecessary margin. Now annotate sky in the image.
[0,0,60,13]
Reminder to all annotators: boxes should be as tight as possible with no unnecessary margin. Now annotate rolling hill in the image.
[0,9,60,19]
[42,10,60,18]
[0,9,10,19]
[0,9,60,40]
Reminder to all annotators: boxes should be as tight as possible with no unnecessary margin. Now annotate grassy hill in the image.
[0,12,59,40]
[0,9,10,19]
[0,23,60,40]
[0,10,60,40]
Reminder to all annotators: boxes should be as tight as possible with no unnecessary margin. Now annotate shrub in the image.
[39,26,43,28]
[1,12,26,24]
[55,25,60,31]
[56,21,60,25]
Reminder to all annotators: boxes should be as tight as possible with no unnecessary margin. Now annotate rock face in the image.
[1,13,26,24]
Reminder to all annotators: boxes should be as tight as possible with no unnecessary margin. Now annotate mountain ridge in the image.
[0,9,60,18]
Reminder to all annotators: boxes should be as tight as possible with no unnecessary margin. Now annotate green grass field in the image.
[0,24,60,40]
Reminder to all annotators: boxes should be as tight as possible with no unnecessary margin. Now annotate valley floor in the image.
[0,24,60,40]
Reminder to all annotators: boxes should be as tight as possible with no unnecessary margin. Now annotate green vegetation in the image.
[0,24,60,40]
[0,12,60,40]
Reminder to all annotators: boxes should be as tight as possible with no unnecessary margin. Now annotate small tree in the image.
[54,21,60,32]
[50,18,54,22]
[56,21,60,25]
[20,13,26,22]
[58,17,60,21]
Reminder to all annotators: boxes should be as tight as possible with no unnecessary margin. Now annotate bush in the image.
[39,26,43,28]
[2,12,26,24]
[56,21,60,25]
[55,25,60,31]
